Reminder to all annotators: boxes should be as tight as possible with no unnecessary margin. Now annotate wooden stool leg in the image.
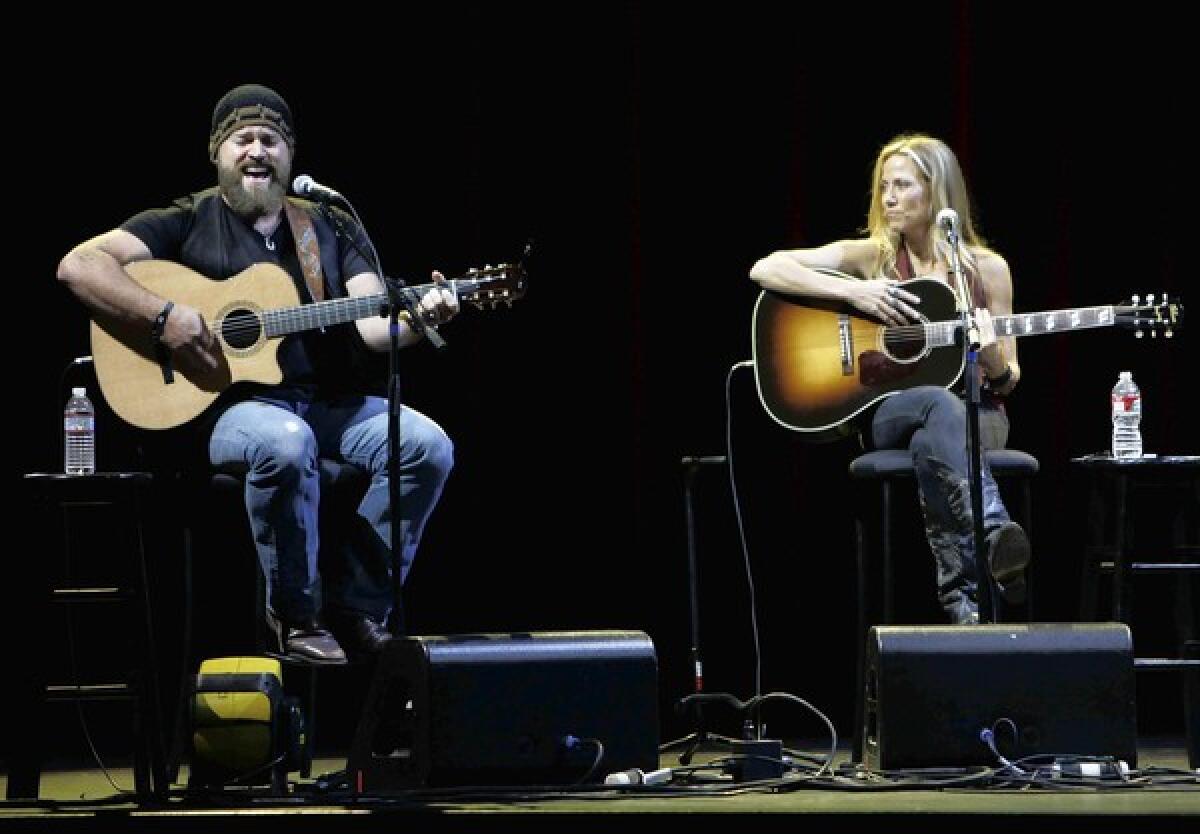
[852,510,869,763]
[1019,477,1034,616]
[881,481,895,623]
[1080,474,1105,621]
[301,666,316,778]
[1185,640,1199,769]
[1113,473,1131,623]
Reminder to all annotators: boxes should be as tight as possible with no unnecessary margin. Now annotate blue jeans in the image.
[871,386,1010,617]
[208,394,453,626]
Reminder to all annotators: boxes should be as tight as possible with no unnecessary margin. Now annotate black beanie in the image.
[208,83,296,161]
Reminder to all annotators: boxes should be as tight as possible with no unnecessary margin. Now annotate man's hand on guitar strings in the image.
[164,303,222,373]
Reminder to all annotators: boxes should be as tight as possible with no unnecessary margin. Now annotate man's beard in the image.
[218,161,289,219]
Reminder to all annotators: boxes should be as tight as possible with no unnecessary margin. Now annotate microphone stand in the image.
[317,201,446,638]
[670,455,783,780]
[945,222,993,624]
[676,455,715,764]
[381,276,445,637]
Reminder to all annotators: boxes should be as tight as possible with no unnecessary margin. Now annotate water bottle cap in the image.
[1118,371,1131,380]
[71,387,86,396]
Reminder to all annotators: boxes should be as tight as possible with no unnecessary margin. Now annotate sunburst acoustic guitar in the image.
[752,270,1182,440]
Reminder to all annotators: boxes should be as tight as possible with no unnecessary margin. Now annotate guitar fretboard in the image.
[258,279,488,337]
[262,293,389,337]
[923,306,1116,347]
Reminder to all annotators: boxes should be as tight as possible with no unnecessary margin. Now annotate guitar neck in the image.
[262,293,389,337]
[924,305,1117,347]
[261,279,482,338]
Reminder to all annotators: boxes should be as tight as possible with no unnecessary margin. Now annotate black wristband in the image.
[988,364,1013,389]
[151,301,174,344]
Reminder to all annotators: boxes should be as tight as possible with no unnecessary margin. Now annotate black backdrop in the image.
[15,5,1195,753]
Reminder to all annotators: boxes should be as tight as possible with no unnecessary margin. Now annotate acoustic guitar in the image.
[90,260,526,430]
[752,273,1182,440]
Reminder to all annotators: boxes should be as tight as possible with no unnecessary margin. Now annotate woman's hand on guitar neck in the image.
[975,308,998,351]
[975,308,1009,370]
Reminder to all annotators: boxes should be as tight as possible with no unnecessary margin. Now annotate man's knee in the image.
[252,421,319,480]
[420,425,454,480]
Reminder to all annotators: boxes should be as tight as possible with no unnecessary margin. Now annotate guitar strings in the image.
[880,323,939,344]
[211,273,500,340]
[215,295,388,339]
[215,290,451,338]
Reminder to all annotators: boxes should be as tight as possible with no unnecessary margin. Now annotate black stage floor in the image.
[4,735,1197,830]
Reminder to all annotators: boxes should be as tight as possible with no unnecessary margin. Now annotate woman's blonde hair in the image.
[865,134,992,280]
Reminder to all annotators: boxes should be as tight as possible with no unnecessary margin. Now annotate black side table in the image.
[1072,454,1199,767]
[8,472,168,802]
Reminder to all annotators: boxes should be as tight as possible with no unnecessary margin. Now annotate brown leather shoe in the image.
[329,613,393,659]
[284,621,347,665]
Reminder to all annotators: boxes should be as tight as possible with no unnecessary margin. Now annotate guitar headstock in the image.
[1115,294,1183,339]
[456,263,527,310]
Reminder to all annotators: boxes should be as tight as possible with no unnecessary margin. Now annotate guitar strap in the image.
[897,239,986,306]
[896,245,913,281]
[282,199,325,303]
[899,237,997,400]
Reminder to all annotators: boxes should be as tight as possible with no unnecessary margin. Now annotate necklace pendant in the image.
[264,236,276,252]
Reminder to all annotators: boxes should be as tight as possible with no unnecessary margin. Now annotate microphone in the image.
[292,174,346,203]
[936,207,959,234]
[938,207,971,315]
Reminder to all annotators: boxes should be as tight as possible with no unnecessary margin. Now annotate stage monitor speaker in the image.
[863,623,1136,770]
[347,630,659,791]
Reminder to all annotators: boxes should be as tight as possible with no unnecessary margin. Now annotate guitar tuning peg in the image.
[1131,294,1141,306]
[1135,329,1144,339]
[1147,293,1156,304]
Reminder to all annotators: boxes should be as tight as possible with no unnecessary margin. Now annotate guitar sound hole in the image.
[221,309,263,350]
[888,333,927,362]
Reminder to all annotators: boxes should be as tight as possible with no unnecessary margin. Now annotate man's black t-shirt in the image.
[121,187,376,402]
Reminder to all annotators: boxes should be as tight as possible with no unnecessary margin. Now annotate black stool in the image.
[177,459,371,780]
[1072,454,1199,768]
[849,448,1039,627]
[10,472,168,802]
[848,448,1039,760]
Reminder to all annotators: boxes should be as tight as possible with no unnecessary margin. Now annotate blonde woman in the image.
[750,134,1027,624]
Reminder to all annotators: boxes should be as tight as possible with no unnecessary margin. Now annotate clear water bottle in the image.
[64,386,96,475]
[1111,371,1142,460]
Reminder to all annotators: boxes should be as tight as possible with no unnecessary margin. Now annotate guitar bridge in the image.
[838,314,854,376]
